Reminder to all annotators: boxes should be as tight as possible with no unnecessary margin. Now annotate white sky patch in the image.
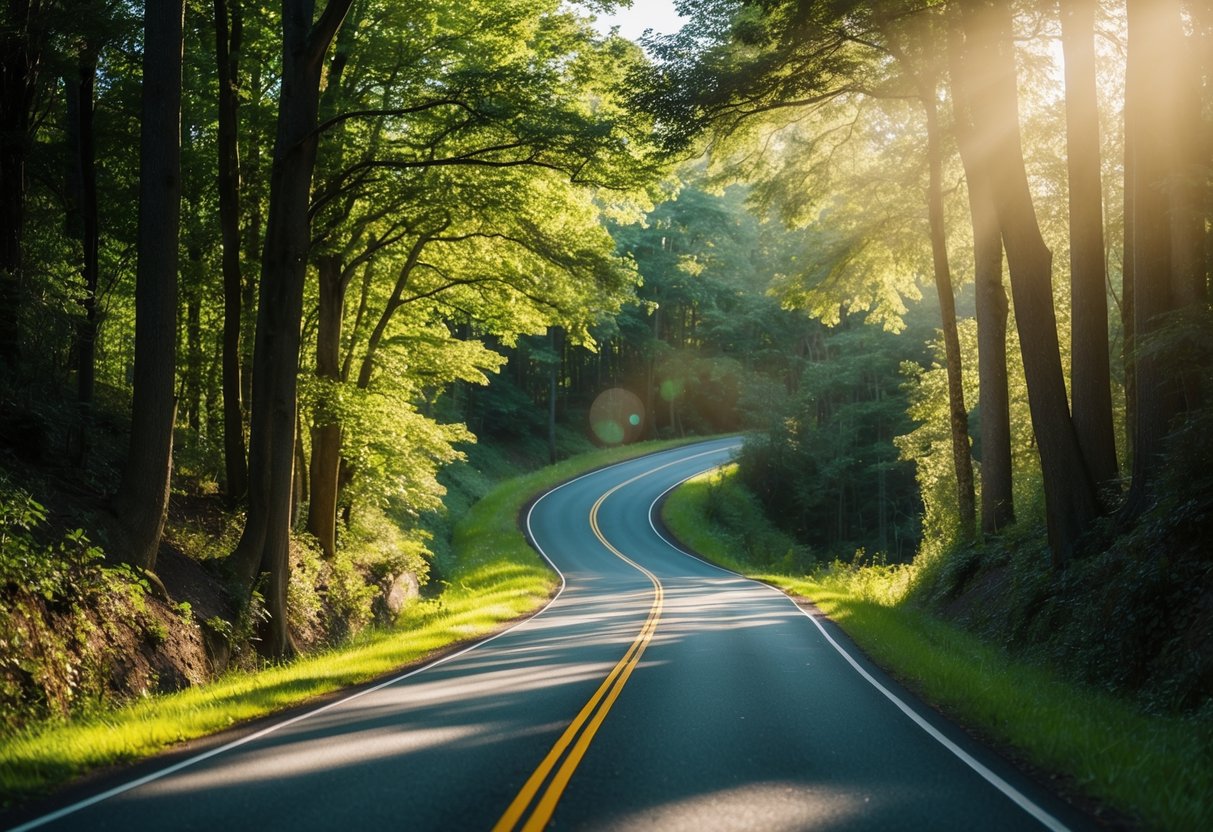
[592,0,686,42]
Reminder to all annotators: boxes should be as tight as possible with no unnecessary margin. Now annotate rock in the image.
[381,572,420,617]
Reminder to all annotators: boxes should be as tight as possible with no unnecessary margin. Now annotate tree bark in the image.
[66,53,99,467]
[0,0,49,370]
[216,0,249,500]
[1168,23,1208,312]
[1164,4,1208,416]
[881,20,977,540]
[646,302,659,440]
[948,17,1014,534]
[922,94,976,540]
[228,0,353,660]
[306,254,345,559]
[293,408,307,526]
[960,0,1099,566]
[185,248,203,433]
[548,327,560,464]
[1122,89,1137,466]
[112,0,185,571]
[240,54,263,412]
[1061,0,1119,494]
[1123,0,1189,515]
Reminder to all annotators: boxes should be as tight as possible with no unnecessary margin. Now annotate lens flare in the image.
[659,378,684,402]
[589,388,645,445]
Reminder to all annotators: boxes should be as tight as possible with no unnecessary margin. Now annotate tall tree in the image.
[1123,0,1205,514]
[880,10,976,540]
[640,0,977,538]
[65,44,100,467]
[948,13,1014,534]
[215,0,248,500]
[958,0,1099,565]
[0,0,53,369]
[298,4,655,560]
[1061,0,1118,493]
[111,0,185,571]
[228,0,353,659]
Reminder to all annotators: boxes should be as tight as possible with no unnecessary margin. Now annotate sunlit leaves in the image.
[299,0,661,532]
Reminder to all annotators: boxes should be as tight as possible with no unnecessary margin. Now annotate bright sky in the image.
[591,0,685,42]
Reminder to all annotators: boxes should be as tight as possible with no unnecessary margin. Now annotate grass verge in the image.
[0,438,696,807]
[663,465,1212,832]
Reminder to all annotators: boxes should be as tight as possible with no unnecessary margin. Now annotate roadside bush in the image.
[0,481,105,601]
[0,478,153,728]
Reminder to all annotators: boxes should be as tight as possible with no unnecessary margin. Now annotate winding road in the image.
[9,438,1093,831]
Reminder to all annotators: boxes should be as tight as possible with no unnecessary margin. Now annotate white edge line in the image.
[8,438,743,832]
[12,446,687,832]
[644,464,1072,832]
[525,438,744,577]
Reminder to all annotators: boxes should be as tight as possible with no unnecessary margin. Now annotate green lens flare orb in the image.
[589,388,645,445]
[659,378,684,402]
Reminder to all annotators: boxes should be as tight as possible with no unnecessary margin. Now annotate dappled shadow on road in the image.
[20,568,1083,832]
[590,780,867,832]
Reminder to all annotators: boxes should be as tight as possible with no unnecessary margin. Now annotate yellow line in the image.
[521,580,662,832]
[493,465,672,832]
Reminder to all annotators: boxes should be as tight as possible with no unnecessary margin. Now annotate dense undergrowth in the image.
[0,369,587,744]
[904,397,1213,717]
[0,367,597,738]
[663,462,1213,830]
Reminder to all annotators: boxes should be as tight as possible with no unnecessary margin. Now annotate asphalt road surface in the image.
[8,438,1095,831]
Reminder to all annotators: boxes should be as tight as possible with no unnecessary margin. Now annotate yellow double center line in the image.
[492,471,667,832]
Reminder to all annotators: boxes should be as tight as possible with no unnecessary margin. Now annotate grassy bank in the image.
[663,465,1212,832]
[0,438,691,807]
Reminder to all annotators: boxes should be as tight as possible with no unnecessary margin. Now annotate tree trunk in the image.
[185,254,203,433]
[880,17,975,540]
[216,0,249,500]
[548,327,560,464]
[1062,0,1119,494]
[228,0,353,660]
[923,94,976,540]
[307,254,345,559]
[1123,0,1189,515]
[949,17,1015,534]
[113,0,185,572]
[240,57,263,411]
[1169,29,1208,312]
[207,328,224,439]
[971,202,1014,534]
[293,407,307,526]
[66,54,100,468]
[646,302,659,439]
[1165,4,1208,414]
[1191,2,1213,301]
[0,0,48,370]
[1122,91,1137,467]
[960,0,1099,566]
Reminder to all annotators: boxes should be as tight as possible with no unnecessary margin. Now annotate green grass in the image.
[663,467,1213,832]
[0,437,697,806]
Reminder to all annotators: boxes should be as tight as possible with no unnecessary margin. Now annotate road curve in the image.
[6,438,1093,831]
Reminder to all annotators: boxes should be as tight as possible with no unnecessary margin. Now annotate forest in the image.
[0,0,1211,814]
